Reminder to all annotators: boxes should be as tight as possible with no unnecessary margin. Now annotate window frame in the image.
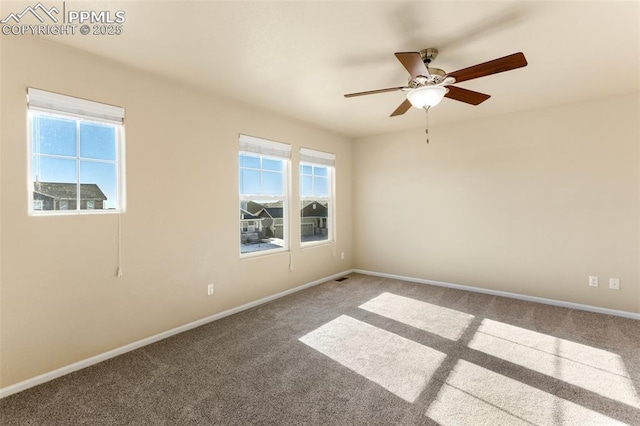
[239,135,291,258]
[299,148,335,248]
[27,88,125,216]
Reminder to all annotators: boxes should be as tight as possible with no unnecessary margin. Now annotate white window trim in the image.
[27,89,126,216]
[239,135,291,258]
[300,147,336,248]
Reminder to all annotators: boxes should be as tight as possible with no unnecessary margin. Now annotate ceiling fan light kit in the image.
[407,85,448,109]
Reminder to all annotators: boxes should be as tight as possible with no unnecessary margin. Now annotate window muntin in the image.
[239,135,290,256]
[27,88,124,215]
[300,148,335,246]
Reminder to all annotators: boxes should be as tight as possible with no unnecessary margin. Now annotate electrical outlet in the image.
[207,283,214,296]
[588,276,598,287]
[341,251,345,260]
[609,278,620,290]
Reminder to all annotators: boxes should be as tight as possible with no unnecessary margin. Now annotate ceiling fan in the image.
[344,48,528,117]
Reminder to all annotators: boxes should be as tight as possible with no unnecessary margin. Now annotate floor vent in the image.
[335,277,348,282]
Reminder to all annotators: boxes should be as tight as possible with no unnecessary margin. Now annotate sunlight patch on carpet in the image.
[426,360,628,426]
[299,315,446,403]
[358,292,474,341]
[468,319,640,409]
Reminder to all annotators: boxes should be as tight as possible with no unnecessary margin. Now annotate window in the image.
[239,135,290,255]
[300,148,335,245]
[28,88,125,215]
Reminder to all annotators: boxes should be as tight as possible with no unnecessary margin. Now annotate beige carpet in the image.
[2,273,639,425]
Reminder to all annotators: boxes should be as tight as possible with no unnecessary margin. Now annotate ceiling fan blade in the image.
[394,52,430,79]
[390,99,412,117]
[344,86,408,98]
[446,52,527,84]
[444,86,491,105]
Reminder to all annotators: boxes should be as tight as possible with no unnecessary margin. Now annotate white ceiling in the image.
[14,0,640,138]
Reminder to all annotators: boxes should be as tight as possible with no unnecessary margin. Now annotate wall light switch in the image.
[588,276,598,287]
[207,283,215,296]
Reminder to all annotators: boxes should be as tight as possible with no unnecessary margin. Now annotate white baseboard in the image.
[0,270,352,399]
[353,269,640,320]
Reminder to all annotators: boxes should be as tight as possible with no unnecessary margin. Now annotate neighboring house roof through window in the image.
[33,182,107,201]
[257,207,284,219]
[240,209,261,221]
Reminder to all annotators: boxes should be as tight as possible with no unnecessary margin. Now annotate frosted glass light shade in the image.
[407,86,447,108]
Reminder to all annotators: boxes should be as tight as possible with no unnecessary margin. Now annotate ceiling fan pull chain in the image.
[424,106,430,144]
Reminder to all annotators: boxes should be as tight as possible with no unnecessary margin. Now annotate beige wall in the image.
[353,92,640,314]
[0,37,353,388]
